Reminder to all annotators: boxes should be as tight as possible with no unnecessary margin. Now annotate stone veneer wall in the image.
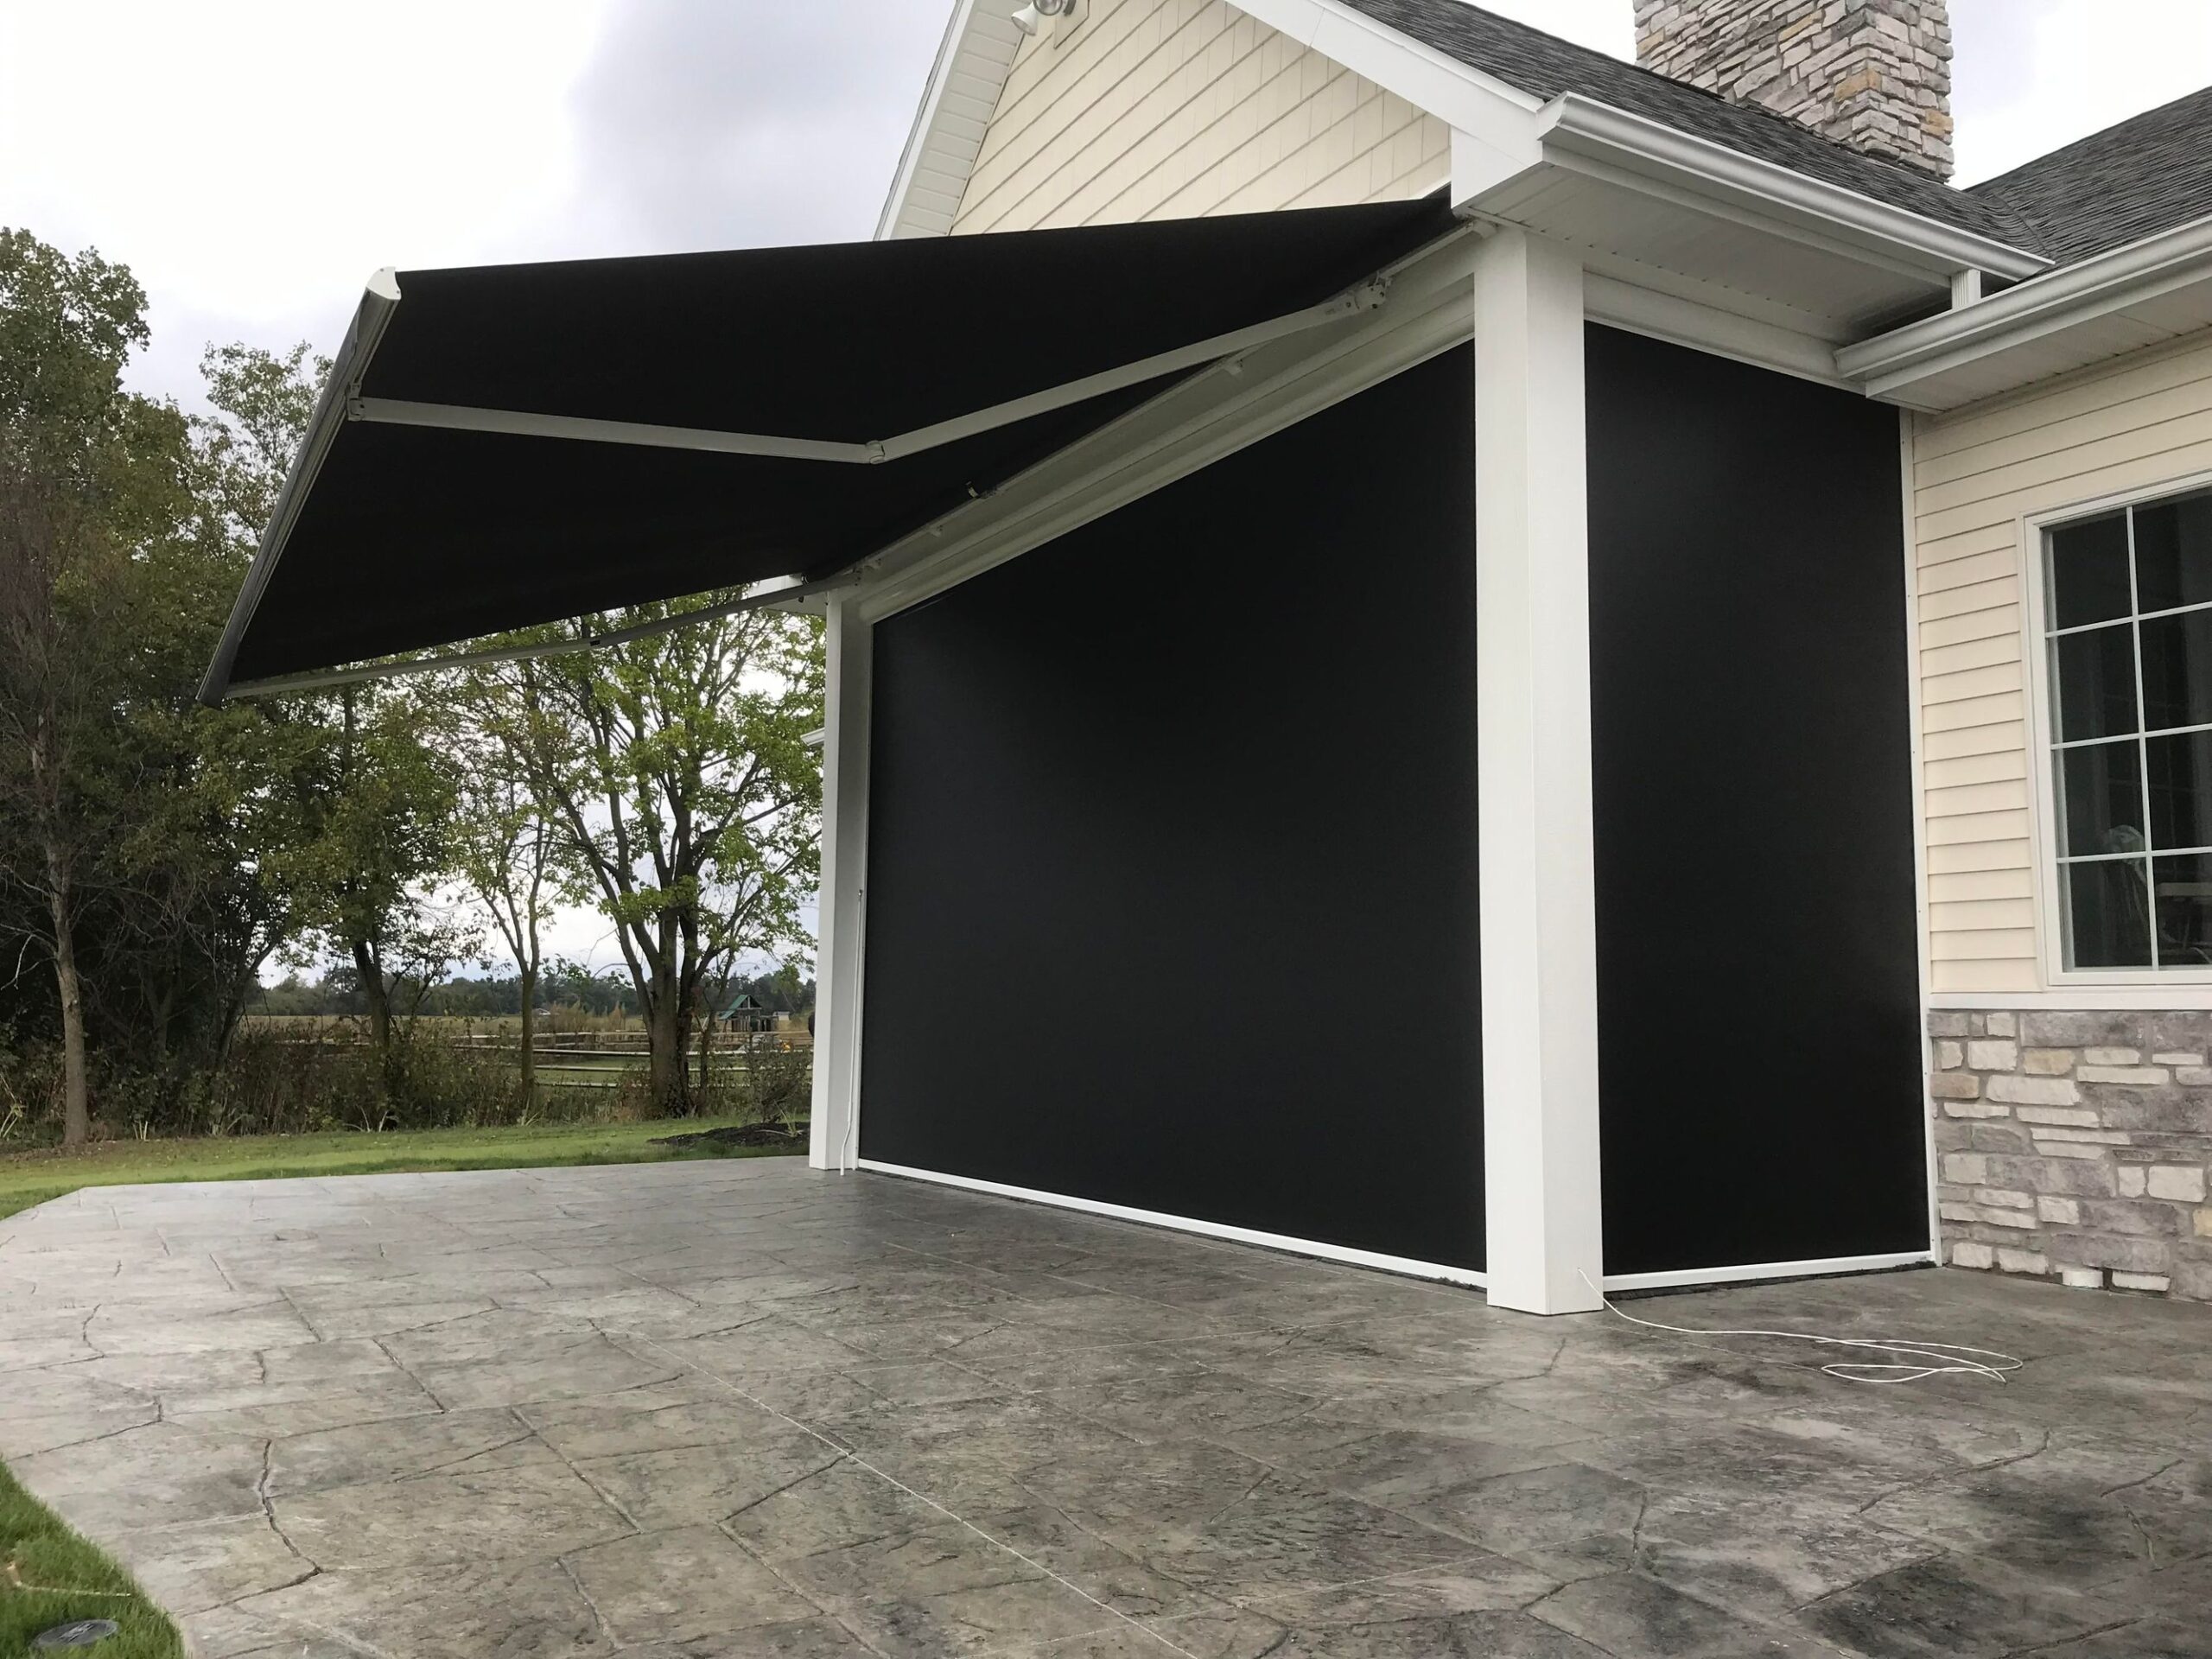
[1633,0,1955,179]
[1930,1011,2212,1301]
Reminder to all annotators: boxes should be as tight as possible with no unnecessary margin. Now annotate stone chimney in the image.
[1633,1,1955,179]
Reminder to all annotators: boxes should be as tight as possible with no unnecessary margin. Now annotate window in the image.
[2045,487,2212,970]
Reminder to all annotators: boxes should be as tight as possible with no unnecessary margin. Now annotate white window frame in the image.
[2023,464,2212,988]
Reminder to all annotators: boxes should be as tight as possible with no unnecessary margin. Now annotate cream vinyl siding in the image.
[1913,331,2212,994]
[950,0,1448,234]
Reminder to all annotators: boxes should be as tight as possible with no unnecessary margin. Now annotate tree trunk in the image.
[671,981,699,1117]
[517,963,537,1101]
[352,938,392,1057]
[646,981,683,1114]
[46,855,89,1147]
[697,1001,716,1096]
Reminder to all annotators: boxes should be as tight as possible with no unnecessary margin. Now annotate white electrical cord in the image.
[1575,1271,2024,1385]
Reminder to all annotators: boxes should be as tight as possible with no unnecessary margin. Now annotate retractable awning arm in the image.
[220,569,857,700]
[342,275,1393,465]
[205,270,1393,704]
[203,267,1380,708]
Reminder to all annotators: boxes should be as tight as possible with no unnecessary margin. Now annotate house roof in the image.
[1334,0,2032,250]
[888,0,2212,278]
[1969,86,2212,267]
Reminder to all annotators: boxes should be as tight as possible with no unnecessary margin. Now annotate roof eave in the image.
[876,0,974,241]
[876,0,1029,243]
[1837,211,2212,403]
[1537,97,2050,284]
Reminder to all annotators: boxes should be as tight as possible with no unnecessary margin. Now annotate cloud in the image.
[1952,0,2212,183]
[0,1,616,409]
[565,1,950,253]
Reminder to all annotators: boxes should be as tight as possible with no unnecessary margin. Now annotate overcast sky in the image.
[3,0,2207,970]
[6,0,2209,420]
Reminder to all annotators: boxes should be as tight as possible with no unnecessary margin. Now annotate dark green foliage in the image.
[0,227,825,1147]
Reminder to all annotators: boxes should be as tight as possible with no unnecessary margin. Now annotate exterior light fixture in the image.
[1011,0,1080,36]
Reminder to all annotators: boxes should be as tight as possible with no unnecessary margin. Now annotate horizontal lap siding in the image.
[1913,332,2212,995]
[951,0,1448,234]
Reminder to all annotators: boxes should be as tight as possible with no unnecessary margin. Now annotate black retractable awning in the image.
[201,199,1457,700]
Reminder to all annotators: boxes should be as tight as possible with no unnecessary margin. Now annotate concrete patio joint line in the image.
[630,1332,1206,1659]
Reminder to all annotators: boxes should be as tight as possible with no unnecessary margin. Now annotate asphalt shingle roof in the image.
[1345,0,2212,270]
[1969,86,2212,266]
[1337,0,2037,251]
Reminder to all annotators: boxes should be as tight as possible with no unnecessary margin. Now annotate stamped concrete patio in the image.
[1,1160,2208,1659]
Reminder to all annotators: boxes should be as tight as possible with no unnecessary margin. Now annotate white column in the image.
[808,595,873,1172]
[1473,227,1605,1314]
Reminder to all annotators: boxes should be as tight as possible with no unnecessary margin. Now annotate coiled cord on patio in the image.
[1576,1271,2026,1384]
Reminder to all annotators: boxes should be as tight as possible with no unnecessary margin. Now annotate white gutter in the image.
[196,268,404,705]
[1538,96,2050,285]
[1837,212,2212,399]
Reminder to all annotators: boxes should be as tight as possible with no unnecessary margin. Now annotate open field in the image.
[0,1117,804,1222]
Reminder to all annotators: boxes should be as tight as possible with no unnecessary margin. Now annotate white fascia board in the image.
[1236,0,1541,126]
[876,0,969,239]
[1836,213,2212,399]
[1242,0,1545,205]
[1538,97,2048,285]
[877,0,1024,243]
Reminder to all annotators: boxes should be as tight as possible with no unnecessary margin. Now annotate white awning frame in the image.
[341,277,1393,465]
[223,570,855,700]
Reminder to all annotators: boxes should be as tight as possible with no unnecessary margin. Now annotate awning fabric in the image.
[203,199,1456,697]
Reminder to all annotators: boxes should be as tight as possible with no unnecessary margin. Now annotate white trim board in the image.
[1899,408,1943,1267]
[855,1160,1491,1288]
[1603,1251,1936,1294]
[876,0,1026,240]
[855,1161,1939,1299]
[1931,990,2212,1012]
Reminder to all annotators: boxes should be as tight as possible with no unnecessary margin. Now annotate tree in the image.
[166,345,332,1057]
[488,603,823,1113]
[450,699,560,1098]
[0,231,191,1142]
[183,341,476,1072]
[107,342,333,1065]
[275,679,469,1060]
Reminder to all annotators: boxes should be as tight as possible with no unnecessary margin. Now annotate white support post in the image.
[808,596,873,1172]
[1473,227,1605,1314]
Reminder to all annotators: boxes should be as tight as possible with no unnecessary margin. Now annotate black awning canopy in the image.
[203,200,1457,697]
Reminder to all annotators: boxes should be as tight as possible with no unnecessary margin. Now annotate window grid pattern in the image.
[2045,487,2212,971]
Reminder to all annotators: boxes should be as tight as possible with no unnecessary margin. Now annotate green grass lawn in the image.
[0,1115,804,1223]
[2,1458,181,1657]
